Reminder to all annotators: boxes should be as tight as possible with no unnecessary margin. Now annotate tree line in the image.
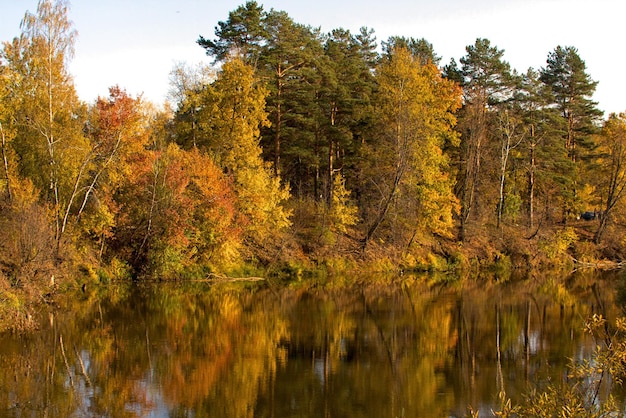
[1,0,626,290]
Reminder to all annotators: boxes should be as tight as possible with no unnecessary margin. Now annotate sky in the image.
[2,0,625,116]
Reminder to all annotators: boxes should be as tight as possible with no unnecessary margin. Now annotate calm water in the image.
[0,270,624,417]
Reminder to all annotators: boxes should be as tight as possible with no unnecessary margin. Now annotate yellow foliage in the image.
[330,172,359,233]
[577,183,598,210]
[235,161,292,238]
[8,177,39,211]
[539,227,578,260]
[367,47,462,241]
[205,58,292,244]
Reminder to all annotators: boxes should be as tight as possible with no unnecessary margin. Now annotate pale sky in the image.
[2,0,625,116]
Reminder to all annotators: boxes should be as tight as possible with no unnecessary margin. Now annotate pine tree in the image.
[382,36,441,66]
[515,68,564,230]
[453,38,516,240]
[319,28,375,207]
[540,46,602,219]
[197,0,267,68]
[258,10,324,179]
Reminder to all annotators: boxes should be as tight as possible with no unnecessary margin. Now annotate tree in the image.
[328,172,358,234]
[210,58,291,248]
[495,107,524,228]
[80,87,150,256]
[168,62,214,149]
[3,0,87,253]
[540,46,601,163]
[197,0,267,68]
[258,10,324,178]
[540,46,602,219]
[198,5,325,183]
[382,36,441,66]
[593,113,626,243]
[1,37,57,285]
[113,141,240,277]
[318,28,375,208]
[355,27,378,70]
[451,38,516,240]
[515,68,564,230]
[171,58,291,255]
[0,62,16,201]
[361,47,461,250]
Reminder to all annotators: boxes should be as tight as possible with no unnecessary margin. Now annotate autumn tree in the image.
[382,36,441,66]
[112,141,240,277]
[79,87,150,257]
[0,62,15,201]
[171,58,291,259]
[0,60,55,282]
[107,102,242,277]
[593,113,626,243]
[361,47,461,251]
[213,59,292,250]
[0,45,55,285]
[3,0,88,253]
[168,62,214,149]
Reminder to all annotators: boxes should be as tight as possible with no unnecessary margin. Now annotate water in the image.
[0,270,623,417]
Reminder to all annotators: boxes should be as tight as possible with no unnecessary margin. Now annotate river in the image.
[0,270,624,417]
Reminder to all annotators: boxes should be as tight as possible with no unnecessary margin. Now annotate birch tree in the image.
[0,64,15,201]
[361,47,461,251]
[4,0,87,252]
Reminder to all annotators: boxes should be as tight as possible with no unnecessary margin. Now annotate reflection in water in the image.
[0,270,622,417]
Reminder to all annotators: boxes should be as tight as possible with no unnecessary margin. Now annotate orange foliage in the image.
[112,143,241,276]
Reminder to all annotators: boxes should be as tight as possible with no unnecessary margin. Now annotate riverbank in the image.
[1,218,624,334]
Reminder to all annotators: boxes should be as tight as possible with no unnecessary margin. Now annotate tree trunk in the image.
[362,167,403,252]
[528,140,536,229]
[0,122,12,202]
[459,100,486,241]
[273,66,283,176]
[497,111,523,228]
[327,103,337,207]
[594,214,608,244]
[497,152,507,229]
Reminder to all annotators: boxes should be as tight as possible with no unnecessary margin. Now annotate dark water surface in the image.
[0,271,624,417]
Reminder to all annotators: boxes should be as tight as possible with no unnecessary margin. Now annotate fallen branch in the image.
[202,273,266,283]
[571,258,624,271]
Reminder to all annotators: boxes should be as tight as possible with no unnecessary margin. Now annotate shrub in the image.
[539,227,578,260]
[484,314,625,417]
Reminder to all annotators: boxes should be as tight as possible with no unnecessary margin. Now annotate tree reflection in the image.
[0,271,621,417]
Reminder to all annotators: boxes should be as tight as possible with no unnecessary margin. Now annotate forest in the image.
[1,0,626,329]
